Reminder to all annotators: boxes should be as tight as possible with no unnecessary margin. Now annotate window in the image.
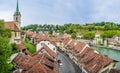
[15,32,17,37]
[22,49,26,53]
[44,64,54,70]
[16,17,18,22]
[41,43,45,46]
[47,57,54,62]
[102,69,109,73]
[17,40,19,43]
[53,48,55,50]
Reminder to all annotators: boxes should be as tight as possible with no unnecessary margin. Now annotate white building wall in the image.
[36,41,57,53]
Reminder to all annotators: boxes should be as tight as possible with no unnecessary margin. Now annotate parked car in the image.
[58,60,62,67]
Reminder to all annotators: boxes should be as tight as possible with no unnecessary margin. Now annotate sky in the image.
[0,0,120,26]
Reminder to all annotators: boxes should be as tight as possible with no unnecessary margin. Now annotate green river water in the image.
[91,46,120,69]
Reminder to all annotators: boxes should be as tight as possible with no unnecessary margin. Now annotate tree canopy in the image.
[22,22,120,39]
[0,20,12,73]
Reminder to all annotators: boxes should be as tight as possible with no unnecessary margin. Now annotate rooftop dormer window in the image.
[47,57,54,62]
[41,43,45,46]
[44,64,54,70]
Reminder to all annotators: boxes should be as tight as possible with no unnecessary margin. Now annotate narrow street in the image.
[57,51,81,73]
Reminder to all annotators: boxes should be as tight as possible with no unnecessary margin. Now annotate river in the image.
[91,46,120,69]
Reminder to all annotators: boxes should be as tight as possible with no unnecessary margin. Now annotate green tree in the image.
[0,36,12,73]
[0,20,12,73]
[83,32,95,40]
[98,40,101,45]
[48,30,53,34]
[11,43,18,54]
[71,33,76,39]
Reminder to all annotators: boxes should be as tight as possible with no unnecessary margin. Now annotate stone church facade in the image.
[5,0,21,44]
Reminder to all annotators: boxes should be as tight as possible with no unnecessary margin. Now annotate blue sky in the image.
[0,0,120,26]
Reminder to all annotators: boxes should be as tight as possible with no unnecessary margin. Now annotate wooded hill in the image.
[22,22,120,39]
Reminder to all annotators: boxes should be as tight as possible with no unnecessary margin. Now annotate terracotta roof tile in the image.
[13,53,57,73]
[37,45,56,58]
[17,43,27,50]
[25,63,47,73]
[74,42,87,53]
[109,69,120,73]
[79,48,95,64]
[13,53,32,70]
[63,37,71,45]
[4,21,19,31]
[66,40,77,50]
[85,54,113,73]
[24,31,35,36]
[34,34,49,41]
[27,53,56,73]
[63,33,71,38]
[78,47,113,73]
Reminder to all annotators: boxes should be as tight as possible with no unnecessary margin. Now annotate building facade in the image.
[5,0,21,44]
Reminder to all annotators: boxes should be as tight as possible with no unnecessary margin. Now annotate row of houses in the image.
[13,48,57,73]
[12,31,60,73]
[23,31,118,73]
[61,37,118,73]
[13,30,118,73]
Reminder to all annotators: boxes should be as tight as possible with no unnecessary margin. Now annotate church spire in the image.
[16,0,19,12]
[13,0,21,30]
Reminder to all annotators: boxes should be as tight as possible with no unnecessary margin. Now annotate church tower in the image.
[13,0,21,30]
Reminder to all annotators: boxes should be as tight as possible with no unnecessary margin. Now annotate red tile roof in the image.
[26,53,56,73]
[49,37,63,42]
[63,37,71,45]
[4,21,19,31]
[66,40,77,50]
[109,69,120,73]
[17,43,27,50]
[23,31,35,36]
[37,45,56,58]
[85,54,113,73]
[32,33,49,42]
[63,33,71,38]
[79,47,95,63]
[74,42,87,53]
[13,53,32,70]
[79,47,93,57]
[13,53,57,73]
[78,47,113,73]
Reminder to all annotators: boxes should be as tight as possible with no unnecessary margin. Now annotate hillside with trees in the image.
[22,22,120,39]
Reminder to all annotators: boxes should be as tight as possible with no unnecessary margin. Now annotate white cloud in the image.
[1,0,120,26]
[0,11,13,21]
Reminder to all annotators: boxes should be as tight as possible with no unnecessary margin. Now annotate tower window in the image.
[15,32,17,37]
[16,17,18,22]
